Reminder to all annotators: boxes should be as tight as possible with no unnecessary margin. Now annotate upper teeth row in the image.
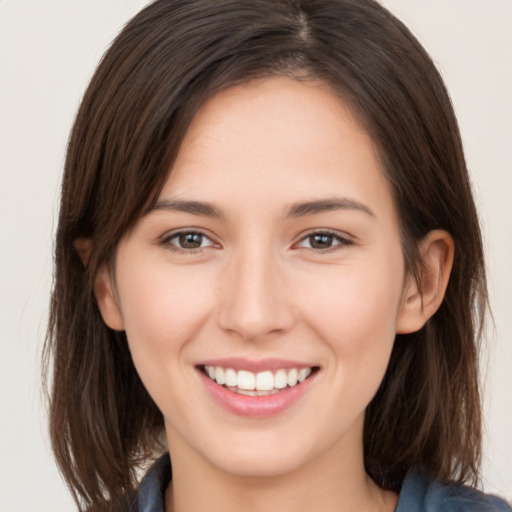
[204,366,312,391]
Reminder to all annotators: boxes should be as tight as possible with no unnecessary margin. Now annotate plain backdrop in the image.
[0,1,511,510]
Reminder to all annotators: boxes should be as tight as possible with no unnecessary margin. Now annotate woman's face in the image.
[102,77,412,478]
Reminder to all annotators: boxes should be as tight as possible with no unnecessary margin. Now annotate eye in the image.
[162,231,215,251]
[296,231,352,250]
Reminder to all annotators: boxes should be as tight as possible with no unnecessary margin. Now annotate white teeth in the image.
[257,389,279,396]
[237,370,256,390]
[215,367,226,385]
[237,388,258,396]
[287,368,298,387]
[203,365,314,393]
[298,368,311,382]
[256,370,274,391]
[274,369,288,389]
[225,368,237,387]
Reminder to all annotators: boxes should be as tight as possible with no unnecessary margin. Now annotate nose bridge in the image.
[217,239,292,341]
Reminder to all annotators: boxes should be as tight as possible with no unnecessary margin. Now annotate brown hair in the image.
[44,0,487,509]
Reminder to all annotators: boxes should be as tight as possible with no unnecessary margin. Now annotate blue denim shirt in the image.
[127,453,511,512]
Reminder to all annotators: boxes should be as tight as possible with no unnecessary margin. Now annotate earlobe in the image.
[396,230,454,334]
[94,264,125,331]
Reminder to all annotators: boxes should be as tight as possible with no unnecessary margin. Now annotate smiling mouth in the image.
[200,365,319,396]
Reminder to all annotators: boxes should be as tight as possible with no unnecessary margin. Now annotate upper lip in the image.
[196,358,317,373]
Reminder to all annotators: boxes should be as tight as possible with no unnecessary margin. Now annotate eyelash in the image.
[160,229,353,253]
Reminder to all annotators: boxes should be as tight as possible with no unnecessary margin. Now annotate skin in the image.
[93,76,454,512]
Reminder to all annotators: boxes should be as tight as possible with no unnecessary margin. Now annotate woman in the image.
[44,0,511,511]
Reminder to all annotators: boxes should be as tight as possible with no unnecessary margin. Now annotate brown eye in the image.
[308,234,335,249]
[179,233,203,248]
[297,232,352,251]
[165,231,214,250]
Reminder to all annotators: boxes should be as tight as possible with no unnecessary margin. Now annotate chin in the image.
[195,429,324,479]
[212,449,307,479]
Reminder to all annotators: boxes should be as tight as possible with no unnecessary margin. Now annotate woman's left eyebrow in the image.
[285,198,376,218]
[147,199,225,219]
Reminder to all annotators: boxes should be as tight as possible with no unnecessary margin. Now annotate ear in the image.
[93,264,125,331]
[396,230,454,334]
[74,238,125,330]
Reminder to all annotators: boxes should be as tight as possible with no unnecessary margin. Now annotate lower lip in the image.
[197,369,316,418]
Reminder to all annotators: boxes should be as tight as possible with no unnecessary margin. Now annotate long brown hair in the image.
[44,0,487,509]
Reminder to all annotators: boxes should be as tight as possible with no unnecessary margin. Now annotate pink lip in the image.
[196,357,314,373]
[196,365,318,418]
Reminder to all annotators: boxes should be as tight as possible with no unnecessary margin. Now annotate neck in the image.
[164,421,397,512]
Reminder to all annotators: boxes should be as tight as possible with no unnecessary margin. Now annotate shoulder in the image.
[396,471,511,512]
[124,453,171,512]
[126,456,511,512]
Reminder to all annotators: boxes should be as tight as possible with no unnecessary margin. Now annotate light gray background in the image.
[1,1,511,510]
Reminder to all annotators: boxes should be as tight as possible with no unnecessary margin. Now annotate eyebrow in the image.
[149,199,225,219]
[286,198,375,218]
[148,197,375,219]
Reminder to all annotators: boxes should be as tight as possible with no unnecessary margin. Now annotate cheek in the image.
[302,265,402,338]
[295,251,404,386]
[114,260,217,397]
[118,261,215,343]
[114,260,220,421]
[303,271,402,423]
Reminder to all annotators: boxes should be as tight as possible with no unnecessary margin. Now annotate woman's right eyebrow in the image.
[148,199,225,219]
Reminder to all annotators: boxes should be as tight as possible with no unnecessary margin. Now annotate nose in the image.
[217,244,295,342]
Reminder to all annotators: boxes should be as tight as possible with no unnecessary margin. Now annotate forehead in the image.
[159,76,395,221]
